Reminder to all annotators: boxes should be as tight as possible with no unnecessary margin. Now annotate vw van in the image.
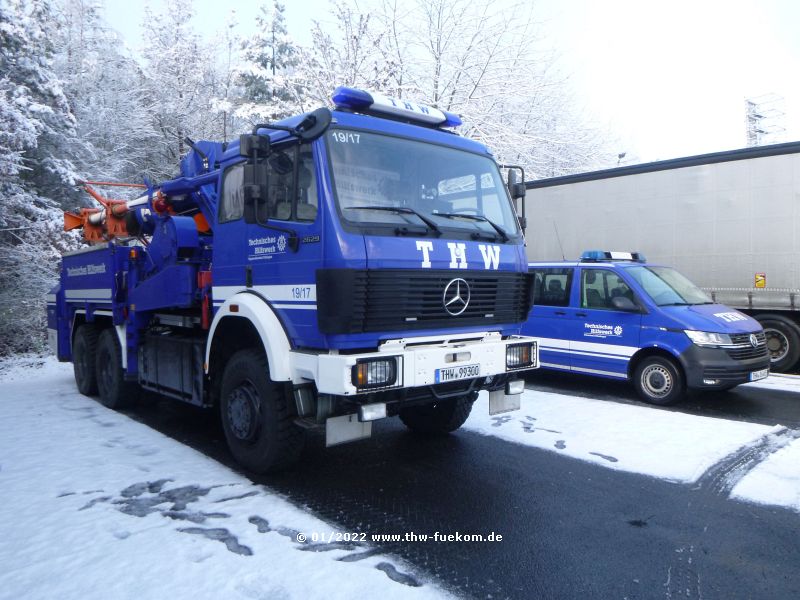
[522,251,770,404]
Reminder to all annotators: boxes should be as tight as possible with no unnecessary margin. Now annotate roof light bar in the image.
[580,250,647,262]
[331,86,462,128]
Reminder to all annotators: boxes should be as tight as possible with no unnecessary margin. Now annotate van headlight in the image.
[684,330,732,347]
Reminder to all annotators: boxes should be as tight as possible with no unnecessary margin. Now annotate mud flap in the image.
[489,390,521,415]
[326,414,372,447]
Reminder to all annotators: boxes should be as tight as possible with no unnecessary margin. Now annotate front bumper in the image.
[292,331,538,396]
[680,345,770,389]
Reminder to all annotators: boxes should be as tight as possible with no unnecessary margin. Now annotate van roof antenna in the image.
[553,221,565,260]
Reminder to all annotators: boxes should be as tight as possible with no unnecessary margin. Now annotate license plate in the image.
[749,368,769,382]
[435,364,480,383]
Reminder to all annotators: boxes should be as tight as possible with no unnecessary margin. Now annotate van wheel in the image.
[398,392,477,434]
[73,324,99,396]
[220,349,304,473]
[757,314,800,372]
[95,328,138,409]
[634,356,685,405]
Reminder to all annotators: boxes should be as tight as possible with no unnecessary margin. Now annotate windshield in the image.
[626,266,712,306]
[326,128,520,239]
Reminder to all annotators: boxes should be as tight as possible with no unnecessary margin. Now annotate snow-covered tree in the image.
[52,0,161,185]
[0,0,81,354]
[140,0,216,178]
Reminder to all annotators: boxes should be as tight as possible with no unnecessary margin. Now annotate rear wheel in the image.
[757,314,800,373]
[219,349,304,473]
[73,324,99,395]
[633,356,685,405]
[398,392,477,434]
[95,328,138,409]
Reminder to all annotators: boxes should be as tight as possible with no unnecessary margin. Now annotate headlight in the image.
[352,357,399,390]
[684,330,732,347]
[506,343,534,369]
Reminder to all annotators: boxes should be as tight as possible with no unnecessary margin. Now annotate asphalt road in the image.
[128,378,800,600]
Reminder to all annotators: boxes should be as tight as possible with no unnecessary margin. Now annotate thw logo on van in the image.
[416,241,501,270]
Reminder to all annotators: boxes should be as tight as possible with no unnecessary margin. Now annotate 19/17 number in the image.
[292,287,312,299]
[331,131,360,144]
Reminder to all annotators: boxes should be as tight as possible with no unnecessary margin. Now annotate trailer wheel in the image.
[633,356,685,406]
[220,349,304,473]
[757,314,800,372]
[73,324,99,396]
[95,328,138,409]
[398,392,477,434]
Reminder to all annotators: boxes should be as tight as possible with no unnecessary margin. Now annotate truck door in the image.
[528,267,576,372]
[213,142,324,346]
[568,268,642,378]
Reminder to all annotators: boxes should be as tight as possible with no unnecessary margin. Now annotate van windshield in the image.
[326,128,520,240]
[626,266,712,306]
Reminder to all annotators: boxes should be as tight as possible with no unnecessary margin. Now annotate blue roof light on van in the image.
[332,86,462,128]
[580,250,647,262]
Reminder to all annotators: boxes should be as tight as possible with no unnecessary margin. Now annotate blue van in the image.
[522,251,770,405]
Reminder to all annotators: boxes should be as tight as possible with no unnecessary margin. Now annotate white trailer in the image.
[524,141,800,372]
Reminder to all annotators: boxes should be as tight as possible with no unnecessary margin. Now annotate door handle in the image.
[575,312,588,318]
[554,311,567,316]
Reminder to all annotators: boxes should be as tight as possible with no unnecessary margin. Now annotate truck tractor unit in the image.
[48,87,539,472]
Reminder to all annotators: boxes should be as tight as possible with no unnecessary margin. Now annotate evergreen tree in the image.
[237,0,307,123]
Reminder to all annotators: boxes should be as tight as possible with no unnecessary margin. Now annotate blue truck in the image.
[48,87,539,472]
[522,251,769,405]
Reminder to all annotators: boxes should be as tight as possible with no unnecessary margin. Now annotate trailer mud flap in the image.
[326,414,372,447]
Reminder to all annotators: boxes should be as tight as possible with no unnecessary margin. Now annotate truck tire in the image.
[398,392,477,434]
[219,349,304,473]
[95,328,138,409]
[756,314,800,373]
[73,324,99,396]
[633,356,685,406]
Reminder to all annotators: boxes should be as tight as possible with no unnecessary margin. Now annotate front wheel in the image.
[219,349,304,473]
[633,356,685,406]
[398,392,477,434]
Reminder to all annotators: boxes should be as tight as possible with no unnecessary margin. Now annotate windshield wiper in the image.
[434,212,510,242]
[344,205,442,236]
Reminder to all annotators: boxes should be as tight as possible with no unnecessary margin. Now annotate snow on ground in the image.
[465,390,779,484]
[732,437,800,513]
[0,357,451,600]
[743,372,800,394]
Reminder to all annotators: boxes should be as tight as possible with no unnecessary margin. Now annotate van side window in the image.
[532,268,573,307]
[581,269,634,310]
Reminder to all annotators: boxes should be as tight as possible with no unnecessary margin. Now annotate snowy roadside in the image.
[464,378,800,515]
[0,358,450,600]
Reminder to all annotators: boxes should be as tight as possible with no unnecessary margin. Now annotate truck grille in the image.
[725,332,768,360]
[317,269,533,334]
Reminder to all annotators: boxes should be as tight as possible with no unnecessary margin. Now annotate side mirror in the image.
[239,133,270,158]
[243,163,269,224]
[295,107,332,142]
[507,169,526,200]
[611,296,640,312]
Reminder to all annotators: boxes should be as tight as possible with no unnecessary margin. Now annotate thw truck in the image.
[48,87,539,472]
[524,141,800,373]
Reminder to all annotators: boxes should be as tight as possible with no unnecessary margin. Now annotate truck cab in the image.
[522,251,770,404]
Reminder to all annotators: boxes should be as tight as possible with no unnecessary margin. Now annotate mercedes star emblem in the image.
[443,278,470,316]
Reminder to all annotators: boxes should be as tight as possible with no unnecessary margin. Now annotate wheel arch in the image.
[628,345,685,381]
[205,292,293,383]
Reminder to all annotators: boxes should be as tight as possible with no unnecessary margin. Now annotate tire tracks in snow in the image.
[663,426,800,599]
